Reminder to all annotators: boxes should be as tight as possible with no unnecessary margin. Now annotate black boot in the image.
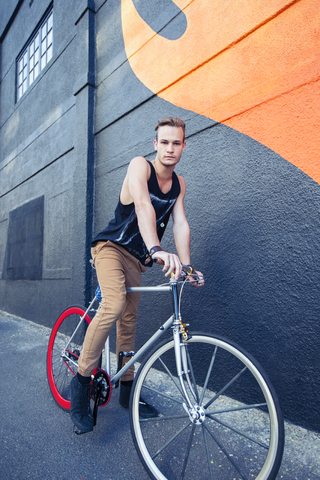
[70,375,94,433]
[119,380,158,418]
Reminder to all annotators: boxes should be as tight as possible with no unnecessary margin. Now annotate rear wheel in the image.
[130,333,284,480]
[47,306,92,410]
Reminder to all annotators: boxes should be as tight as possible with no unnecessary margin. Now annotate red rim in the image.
[47,306,91,410]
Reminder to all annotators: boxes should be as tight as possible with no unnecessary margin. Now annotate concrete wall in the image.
[1,0,319,432]
[0,0,95,321]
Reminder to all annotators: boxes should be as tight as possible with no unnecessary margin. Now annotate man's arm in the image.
[126,157,182,278]
[171,176,192,265]
[172,176,205,287]
[126,157,159,248]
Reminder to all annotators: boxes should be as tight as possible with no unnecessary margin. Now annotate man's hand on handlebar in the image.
[187,270,204,287]
[182,265,204,287]
[152,251,182,280]
[152,252,204,287]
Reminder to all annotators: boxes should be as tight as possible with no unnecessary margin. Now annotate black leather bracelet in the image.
[149,246,163,256]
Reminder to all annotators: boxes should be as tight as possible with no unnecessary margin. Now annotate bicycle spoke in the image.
[55,357,67,383]
[204,366,247,410]
[64,314,86,352]
[199,346,217,405]
[152,421,192,460]
[206,413,270,449]
[142,383,184,405]
[180,424,196,479]
[139,413,189,423]
[53,371,65,396]
[203,421,249,480]
[202,424,214,480]
[158,356,186,399]
[206,402,267,416]
[56,360,70,391]
[51,358,62,369]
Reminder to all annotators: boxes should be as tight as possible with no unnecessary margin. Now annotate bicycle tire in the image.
[47,305,92,411]
[130,332,284,480]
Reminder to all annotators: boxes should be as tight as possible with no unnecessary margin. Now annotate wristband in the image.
[149,246,163,257]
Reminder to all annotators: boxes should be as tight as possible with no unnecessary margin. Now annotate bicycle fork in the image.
[173,328,207,427]
[173,327,194,404]
[171,277,205,425]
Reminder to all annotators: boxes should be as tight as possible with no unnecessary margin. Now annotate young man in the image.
[70,116,204,433]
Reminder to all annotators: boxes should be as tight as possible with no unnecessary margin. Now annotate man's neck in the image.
[153,157,175,181]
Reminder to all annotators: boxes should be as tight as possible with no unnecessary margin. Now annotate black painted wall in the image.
[93,0,320,432]
[0,0,94,322]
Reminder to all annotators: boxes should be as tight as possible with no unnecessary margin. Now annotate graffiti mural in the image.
[122,0,320,183]
[116,0,320,432]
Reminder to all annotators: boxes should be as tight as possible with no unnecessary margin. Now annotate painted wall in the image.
[1,0,319,432]
[94,0,320,432]
[122,0,320,183]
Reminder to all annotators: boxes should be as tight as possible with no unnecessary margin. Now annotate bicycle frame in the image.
[65,277,195,408]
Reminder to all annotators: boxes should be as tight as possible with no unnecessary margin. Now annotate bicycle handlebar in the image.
[153,258,202,286]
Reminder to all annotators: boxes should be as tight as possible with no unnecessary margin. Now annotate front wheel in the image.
[130,333,284,480]
[47,305,92,410]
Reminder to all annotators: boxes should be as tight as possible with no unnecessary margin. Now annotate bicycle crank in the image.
[90,369,112,426]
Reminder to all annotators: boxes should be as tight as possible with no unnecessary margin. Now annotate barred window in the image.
[17,9,53,101]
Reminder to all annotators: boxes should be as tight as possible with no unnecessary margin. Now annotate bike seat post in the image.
[104,337,110,373]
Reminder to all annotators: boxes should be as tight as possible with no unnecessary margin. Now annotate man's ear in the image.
[153,139,158,151]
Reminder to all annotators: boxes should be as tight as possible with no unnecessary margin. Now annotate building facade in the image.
[1,0,319,431]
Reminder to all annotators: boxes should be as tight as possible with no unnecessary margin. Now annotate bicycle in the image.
[47,266,284,480]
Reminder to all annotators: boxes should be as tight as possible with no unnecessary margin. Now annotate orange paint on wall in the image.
[122,0,320,184]
[226,80,320,183]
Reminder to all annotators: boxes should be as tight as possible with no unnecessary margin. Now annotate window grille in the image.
[17,9,53,101]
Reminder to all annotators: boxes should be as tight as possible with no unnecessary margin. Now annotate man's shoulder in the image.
[129,156,148,167]
[176,173,186,189]
[172,174,186,200]
[127,156,151,181]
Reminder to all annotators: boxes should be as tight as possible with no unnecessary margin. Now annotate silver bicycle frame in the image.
[66,280,195,407]
[62,285,171,371]
[111,313,174,386]
[108,285,171,384]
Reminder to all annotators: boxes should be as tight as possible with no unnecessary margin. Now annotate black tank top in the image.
[92,160,181,266]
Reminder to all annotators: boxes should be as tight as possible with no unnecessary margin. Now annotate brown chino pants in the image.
[78,241,146,380]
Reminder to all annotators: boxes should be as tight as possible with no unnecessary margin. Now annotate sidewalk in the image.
[0,310,319,479]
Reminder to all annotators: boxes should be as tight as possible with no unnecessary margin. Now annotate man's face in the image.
[154,126,186,167]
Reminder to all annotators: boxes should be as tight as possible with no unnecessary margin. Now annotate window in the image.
[17,9,53,101]
[2,197,44,280]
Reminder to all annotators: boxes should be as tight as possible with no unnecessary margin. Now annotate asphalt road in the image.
[0,311,319,480]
